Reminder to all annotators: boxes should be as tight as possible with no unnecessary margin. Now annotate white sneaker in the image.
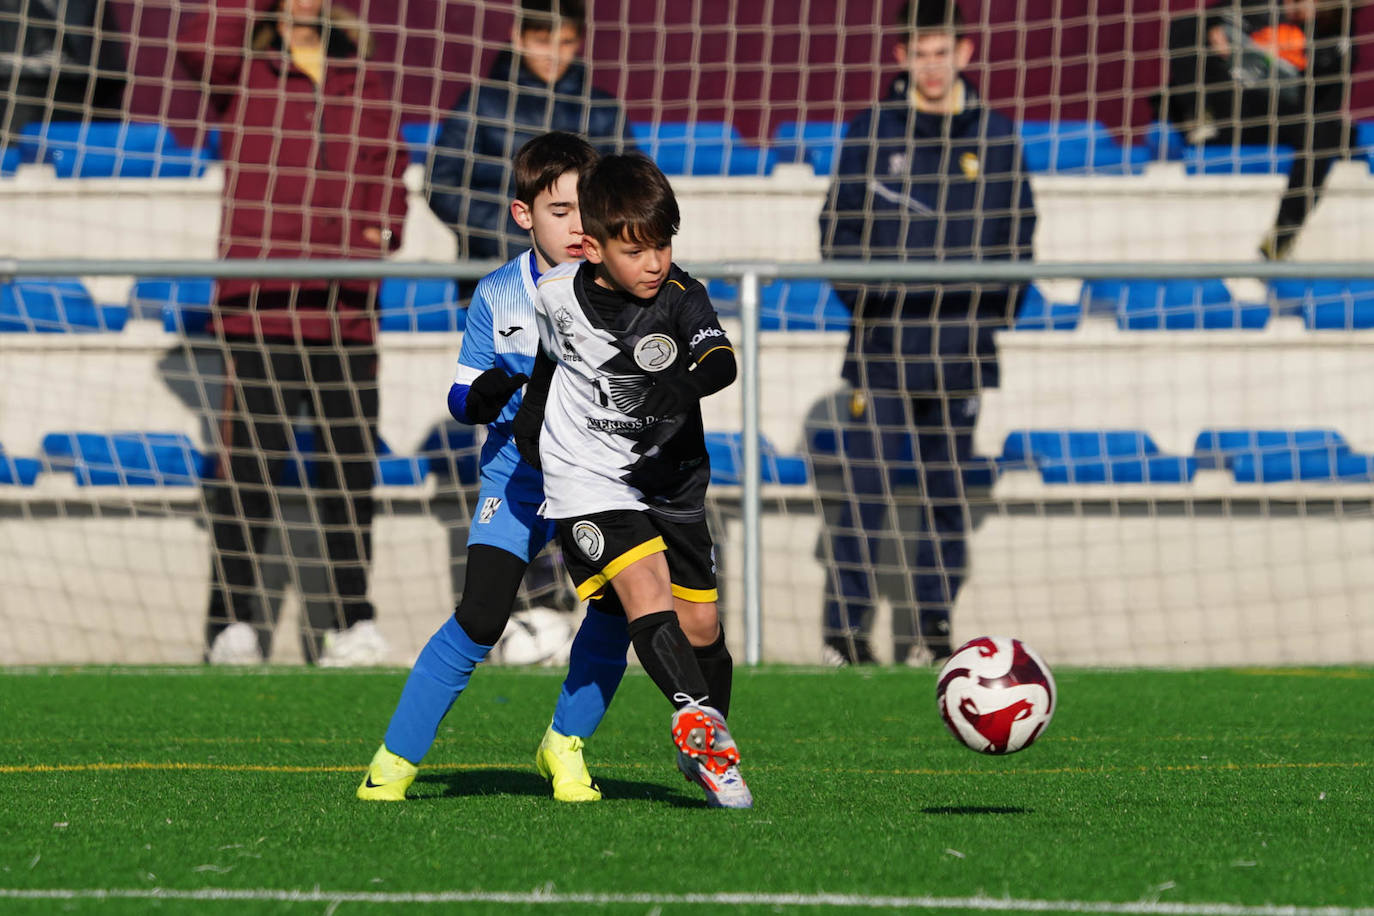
[208,621,263,666]
[318,620,389,667]
[676,752,753,809]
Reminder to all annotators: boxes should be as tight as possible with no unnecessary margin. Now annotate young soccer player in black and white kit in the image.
[513,153,751,808]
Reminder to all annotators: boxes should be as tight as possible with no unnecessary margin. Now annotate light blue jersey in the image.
[453,250,546,509]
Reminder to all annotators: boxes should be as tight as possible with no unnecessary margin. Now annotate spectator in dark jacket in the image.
[427,0,634,264]
[813,0,1035,666]
[0,0,127,137]
[1162,0,1357,259]
[178,0,408,667]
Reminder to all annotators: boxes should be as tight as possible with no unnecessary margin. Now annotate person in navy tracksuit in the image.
[426,0,635,265]
[815,0,1035,666]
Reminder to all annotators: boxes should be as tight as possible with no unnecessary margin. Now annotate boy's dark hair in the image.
[898,0,966,38]
[518,0,586,36]
[578,153,680,247]
[513,131,599,205]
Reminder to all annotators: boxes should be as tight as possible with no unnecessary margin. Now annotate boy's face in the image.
[895,30,974,106]
[510,171,584,273]
[513,23,583,85]
[583,232,671,301]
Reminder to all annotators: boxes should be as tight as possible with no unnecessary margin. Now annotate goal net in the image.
[2,0,1373,667]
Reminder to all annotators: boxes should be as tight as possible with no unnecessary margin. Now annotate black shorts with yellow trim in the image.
[556,509,717,604]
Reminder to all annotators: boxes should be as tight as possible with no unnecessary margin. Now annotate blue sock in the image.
[551,602,630,739]
[383,616,492,763]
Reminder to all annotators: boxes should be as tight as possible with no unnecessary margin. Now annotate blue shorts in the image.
[466,481,557,562]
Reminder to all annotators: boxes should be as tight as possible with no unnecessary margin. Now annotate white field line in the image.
[0,888,1369,914]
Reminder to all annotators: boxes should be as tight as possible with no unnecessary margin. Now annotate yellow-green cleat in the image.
[535,725,602,803]
[356,744,417,801]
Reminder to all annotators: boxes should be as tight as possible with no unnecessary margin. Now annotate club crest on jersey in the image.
[572,521,604,561]
[554,308,575,335]
[633,334,678,372]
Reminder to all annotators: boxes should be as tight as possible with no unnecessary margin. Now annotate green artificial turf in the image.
[0,666,1369,915]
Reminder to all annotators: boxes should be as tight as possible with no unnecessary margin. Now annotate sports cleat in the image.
[534,725,602,803]
[356,744,417,801]
[319,620,390,668]
[677,751,753,809]
[207,621,263,665]
[669,704,739,776]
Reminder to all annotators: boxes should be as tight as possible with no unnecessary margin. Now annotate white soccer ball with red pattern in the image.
[936,636,1056,755]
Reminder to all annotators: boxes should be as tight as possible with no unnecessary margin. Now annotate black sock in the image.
[627,611,710,710]
[692,627,733,719]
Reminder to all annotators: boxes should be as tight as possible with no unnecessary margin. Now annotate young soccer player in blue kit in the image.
[358,132,630,803]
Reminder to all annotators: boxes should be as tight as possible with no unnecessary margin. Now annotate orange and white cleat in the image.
[669,703,750,806]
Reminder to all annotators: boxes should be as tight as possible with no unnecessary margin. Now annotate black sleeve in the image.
[511,349,555,469]
[685,344,737,399]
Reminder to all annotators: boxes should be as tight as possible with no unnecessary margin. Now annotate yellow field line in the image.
[0,760,1363,777]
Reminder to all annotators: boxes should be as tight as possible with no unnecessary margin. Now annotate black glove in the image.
[464,367,530,425]
[630,377,697,420]
[511,399,543,470]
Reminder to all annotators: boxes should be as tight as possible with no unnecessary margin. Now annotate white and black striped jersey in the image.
[533,261,733,522]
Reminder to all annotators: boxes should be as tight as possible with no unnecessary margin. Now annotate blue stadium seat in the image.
[1018,121,1149,174]
[130,277,214,333]
[1269,278,1374,329]
[1142,121,1293,174]
[630,122,776,176]
[1,279,128,332]
[761,280,849,331]
[1193,428,1374,482]
[1082,278,1268,330]
[705,432,809,486]
[1012,284,1080,331]
[1000,429,1196,484]
[400,122,439,167]
[1356,121,1374,172]
[276,428,432,488]
[804,416,994,489]
[379,278,465,332]
[374,438,431,487]
[1,145,19,176]
[41,432,209,486]
[706,278,851,331]
[419,423,480,486]
[17,121,216,178]
[0,443,42,486]
[771,120,848,175]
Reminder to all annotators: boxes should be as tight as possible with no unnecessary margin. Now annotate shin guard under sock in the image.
[627,611,710,710]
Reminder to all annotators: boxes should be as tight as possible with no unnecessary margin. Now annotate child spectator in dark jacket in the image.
[427,0,635,263]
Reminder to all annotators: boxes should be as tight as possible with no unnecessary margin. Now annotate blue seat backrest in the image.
[1012,284,1081,331]
[772,120,848,175]
[400,122,440,167]
[41,431,208,486]
[1000,428,1196,484]
[1019,120,1148,174]
[1081,278,1267,330]
[130,277,215,333]
[0,443,42,486]
[1269,278,1374,329]
[704,431,809,486]
[1192,428,1372,482]
[630,122,776,176]
[379,278,465,332]
[18,121,215,178]
[1,279,127,332]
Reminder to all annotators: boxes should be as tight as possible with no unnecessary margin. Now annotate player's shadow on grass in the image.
[921,805,1031,815]
[415,770,691,805]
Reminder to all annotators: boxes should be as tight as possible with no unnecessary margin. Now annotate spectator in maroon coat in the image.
[178,0,407,666]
